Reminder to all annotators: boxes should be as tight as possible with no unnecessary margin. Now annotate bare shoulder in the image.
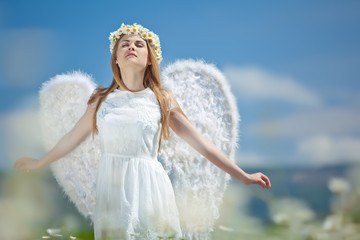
[87,86,106,109]
[160,89,186,115]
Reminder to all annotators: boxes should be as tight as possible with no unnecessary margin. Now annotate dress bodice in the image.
[96,88,162,159]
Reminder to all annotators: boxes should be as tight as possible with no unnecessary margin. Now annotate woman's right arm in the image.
[14,102,96,173]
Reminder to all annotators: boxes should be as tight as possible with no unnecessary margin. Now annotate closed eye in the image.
[122,44,144,48]
[121,40,145,48]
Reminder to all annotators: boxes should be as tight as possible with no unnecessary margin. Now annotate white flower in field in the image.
[328,177,350,195]
[272,213,289,225]
[46,228,62,236]
[41,237,51,239]
[323,214,342,231]
[269,198,315,225]
[218,225,234,232]
[69,236,77,239]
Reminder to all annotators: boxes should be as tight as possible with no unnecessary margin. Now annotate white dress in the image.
[94,87,183,240]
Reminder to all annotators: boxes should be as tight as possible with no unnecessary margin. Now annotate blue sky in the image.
[1,0,360,170]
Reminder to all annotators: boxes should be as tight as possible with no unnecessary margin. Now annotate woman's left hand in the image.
[244,172,271,189]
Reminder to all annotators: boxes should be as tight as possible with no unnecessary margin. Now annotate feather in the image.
[160,59,240,239]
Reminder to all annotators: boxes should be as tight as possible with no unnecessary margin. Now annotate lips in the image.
[126,53,137,57]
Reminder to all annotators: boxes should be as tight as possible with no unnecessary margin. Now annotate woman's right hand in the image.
[13,157,42,173]
[12,100,96,174]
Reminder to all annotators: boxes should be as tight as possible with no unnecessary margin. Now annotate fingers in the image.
[261,174,271,188]
[246,172,271,189]
[13,160,29,174]
[13,158,23,169]
[13,160,21,170]
[258,179,266,189]
[256,172,271,189]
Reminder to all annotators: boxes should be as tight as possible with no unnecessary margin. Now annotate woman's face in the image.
[115,34,150,70]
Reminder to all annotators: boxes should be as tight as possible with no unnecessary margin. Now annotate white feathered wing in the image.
[39,71,100,223]
[159,59,240,239]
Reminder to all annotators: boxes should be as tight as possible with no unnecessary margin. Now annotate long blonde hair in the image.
[87,34,187,152]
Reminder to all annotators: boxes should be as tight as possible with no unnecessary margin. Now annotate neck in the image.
[119,67,146,91]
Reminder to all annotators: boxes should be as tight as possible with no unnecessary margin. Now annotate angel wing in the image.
[159,59,240,239]
[39,71,100,223]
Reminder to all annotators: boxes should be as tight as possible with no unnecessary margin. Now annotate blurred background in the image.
[0,0,359,239]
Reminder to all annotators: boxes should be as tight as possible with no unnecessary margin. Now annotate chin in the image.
[124,62,147,68]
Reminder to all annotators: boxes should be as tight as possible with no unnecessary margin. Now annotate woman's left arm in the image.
[169,109,271,189]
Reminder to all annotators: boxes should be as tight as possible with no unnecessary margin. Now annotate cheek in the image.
[116,48,126,62]
[117,48,125,56]
[139,49,149,60]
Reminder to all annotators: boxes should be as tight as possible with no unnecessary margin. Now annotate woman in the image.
[14,23,271,239]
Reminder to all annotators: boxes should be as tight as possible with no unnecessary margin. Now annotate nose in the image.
[128,44,135,51]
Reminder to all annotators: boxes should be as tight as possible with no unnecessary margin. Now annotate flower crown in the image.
[109,23,162,63]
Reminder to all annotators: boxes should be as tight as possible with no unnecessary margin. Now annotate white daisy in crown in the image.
[108,23,162,63]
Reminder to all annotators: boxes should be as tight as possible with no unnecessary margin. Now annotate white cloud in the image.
[298,135,360,165]
[223,66,322,106]
[0,95,44,170]
[235,151,274,167]
[247,107,360,139]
